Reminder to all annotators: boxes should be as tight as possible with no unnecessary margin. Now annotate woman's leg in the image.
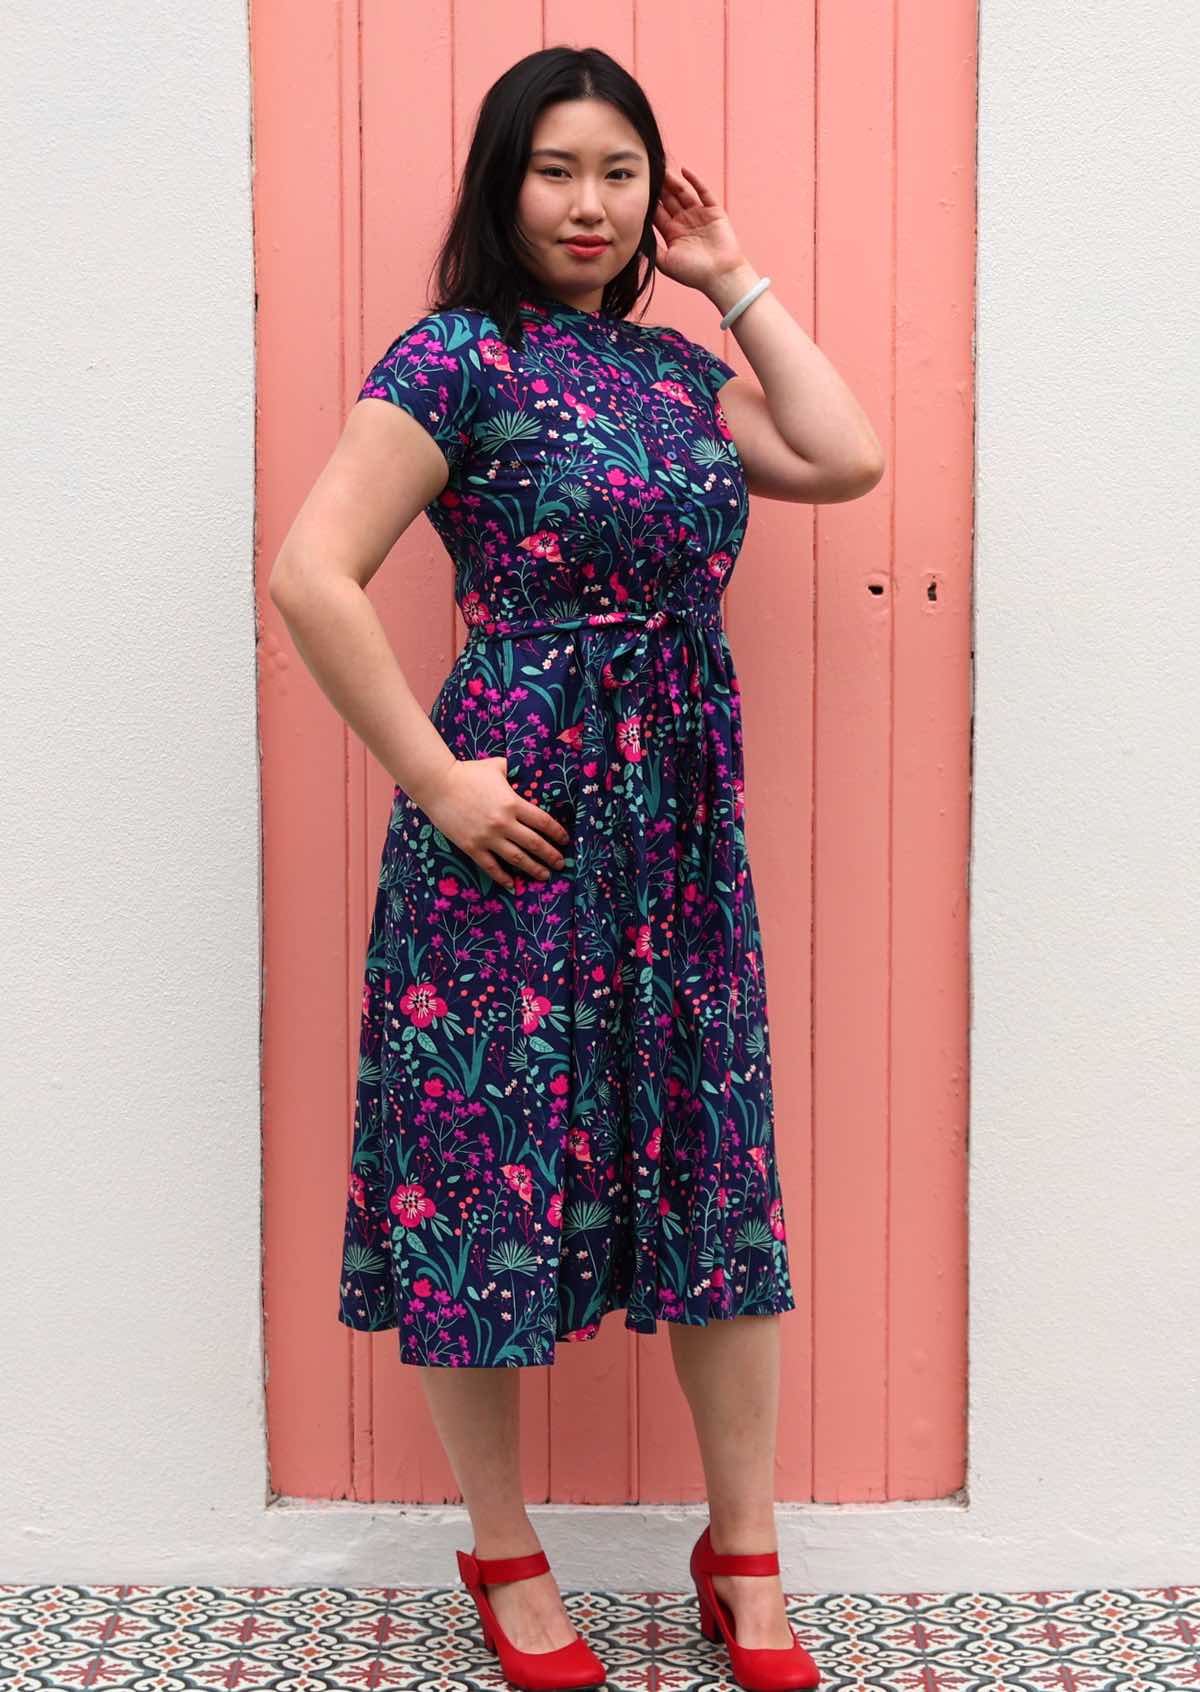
[418,1367,579,1653]
[668,1313,796,1648]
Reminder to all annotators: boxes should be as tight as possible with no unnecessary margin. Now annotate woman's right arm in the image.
[268,400,569,889]
[268,396,457,809]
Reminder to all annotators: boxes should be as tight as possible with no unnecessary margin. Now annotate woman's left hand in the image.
[651,164,747,294]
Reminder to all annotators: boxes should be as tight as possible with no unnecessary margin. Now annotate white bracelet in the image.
[718,274,772,330]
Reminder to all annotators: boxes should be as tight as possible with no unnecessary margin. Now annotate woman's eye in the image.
[539,167,634,181]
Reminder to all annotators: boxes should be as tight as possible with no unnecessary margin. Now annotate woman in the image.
[270,44,882,1692]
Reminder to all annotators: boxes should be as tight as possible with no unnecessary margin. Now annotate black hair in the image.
[425,45,667,349]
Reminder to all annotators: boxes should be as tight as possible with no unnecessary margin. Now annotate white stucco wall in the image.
[1,0,1196,1590]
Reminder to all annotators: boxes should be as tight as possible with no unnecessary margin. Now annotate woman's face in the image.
[515,98,651,314]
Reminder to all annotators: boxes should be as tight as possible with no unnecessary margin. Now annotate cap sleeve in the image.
[650,325,737,410]
[356,308,487,470]
[686,339,738,400]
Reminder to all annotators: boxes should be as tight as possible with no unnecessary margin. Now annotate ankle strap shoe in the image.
[456,1545,607,1689]
[689,1524,822,1690]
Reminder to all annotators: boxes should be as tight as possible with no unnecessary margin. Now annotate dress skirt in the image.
[335,606,796,1367]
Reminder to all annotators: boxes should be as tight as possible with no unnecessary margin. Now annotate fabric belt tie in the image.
[465,603,722,682]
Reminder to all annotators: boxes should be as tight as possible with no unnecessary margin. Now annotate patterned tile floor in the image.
[1,1580,1196,1689]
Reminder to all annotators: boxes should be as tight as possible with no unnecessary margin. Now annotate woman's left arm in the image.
[706,262,886,505]
[652,164,886,505]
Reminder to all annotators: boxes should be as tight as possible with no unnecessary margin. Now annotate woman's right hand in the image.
[416,756,570,891]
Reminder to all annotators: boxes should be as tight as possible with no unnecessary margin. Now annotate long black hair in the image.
[425,46,667,349]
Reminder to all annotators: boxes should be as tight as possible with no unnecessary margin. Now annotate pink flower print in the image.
[400,982,449,1028]
[733,775,746,821]
[710,1265,726,1289]
[549,1072,570,1098]
[769,1197,787,1241]
[646,1123,662,1162]
[479,337,513,373]
[583,758,599,777]
[616,715,644,761]
[658,1195,672,1216]
[412,1276,434,1297]
[747,1145,767,1179]
[557,720,585,751]
[633,922,653,961]
[729,977,740,1017]
[563,1322,601,1342]
[707,549,732,583]
[607,569,630,603]
[467,676,486,697]
[361,982,372,1018]
[390,1182,438,1228]
[423,1076,446,1098]
[348,1173,366,1209]
[461,591,493,628]
[516,531,565,562]
[437,875,463,897]
[714,397,734,440]
[590,964,607,983]
[546,1190,564,1228]
[563,389,598,424]
[518,985,553,1033]
[565,1126,593,1164]
[650,377,697,407]
[716,1186,729,1210]
[501,1163,534,1205]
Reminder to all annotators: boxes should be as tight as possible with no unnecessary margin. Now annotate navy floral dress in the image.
[336,294,795,1367]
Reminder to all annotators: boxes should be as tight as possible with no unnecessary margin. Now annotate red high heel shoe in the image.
[455,1544,607,1690]
[689,1524,822,1691]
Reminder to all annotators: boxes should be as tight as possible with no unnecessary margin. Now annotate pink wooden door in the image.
[257,0,973,1507]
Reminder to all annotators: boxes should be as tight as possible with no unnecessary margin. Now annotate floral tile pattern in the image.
[1,1579,1196,1689]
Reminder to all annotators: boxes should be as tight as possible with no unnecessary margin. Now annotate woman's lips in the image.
[562,240,609,260]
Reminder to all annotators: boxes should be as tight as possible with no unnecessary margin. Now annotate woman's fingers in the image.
[480,849,514,890]
[678,163,716,206]
[506,819,565,873]
[515,797,569,847]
